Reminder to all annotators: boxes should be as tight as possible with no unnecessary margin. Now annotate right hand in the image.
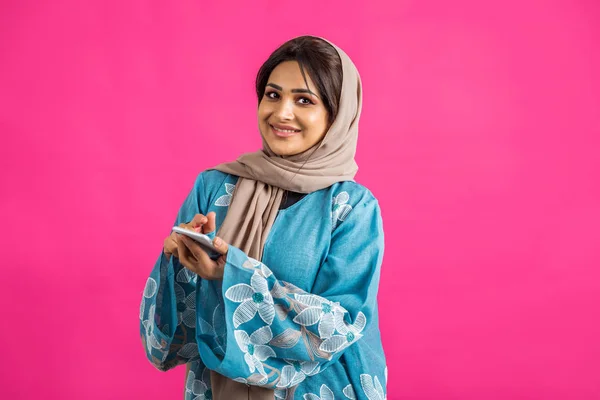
[163,212,216,259]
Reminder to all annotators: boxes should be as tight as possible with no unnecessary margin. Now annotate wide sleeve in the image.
[204,192,384,388]
[139,173,208,371]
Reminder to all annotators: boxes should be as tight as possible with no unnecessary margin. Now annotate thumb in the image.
[212,236,229,255]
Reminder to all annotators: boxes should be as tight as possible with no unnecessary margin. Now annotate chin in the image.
[261,131,302,157]
[268,143,301,157]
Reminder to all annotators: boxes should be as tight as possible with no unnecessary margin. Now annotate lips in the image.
[269,123,301,138]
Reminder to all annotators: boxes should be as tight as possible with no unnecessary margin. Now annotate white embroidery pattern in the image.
[293,294,345,339]
[140,277,169,361]
[360,374,386,400]
[274,388,290,399]
[215,183,235,206]
[225,249,373,388]
[185,367,212,400]
[234,326,276,377]
[176,267,197,284]
[233,374,269,386]
[195,302,226,355]
[304,384,334,400]
[276,360,320,388]
[331,191,352,230]
[140,277,157,320]
[319,311,366,353]
[174,283,196,328]
[225,271,275,327]
[242,258,273,278]
[343,385,356,399]
[141,304,167,360]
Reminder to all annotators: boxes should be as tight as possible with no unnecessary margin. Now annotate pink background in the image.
[1,0,599,399]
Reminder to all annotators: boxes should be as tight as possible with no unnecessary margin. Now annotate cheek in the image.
[304,112,329,136]
[257,103,270,121]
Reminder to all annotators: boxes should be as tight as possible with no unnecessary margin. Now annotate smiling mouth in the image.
[270,124,301,137]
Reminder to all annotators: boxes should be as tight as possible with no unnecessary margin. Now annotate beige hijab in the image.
[197,37,362,399]
[214,37,362,261]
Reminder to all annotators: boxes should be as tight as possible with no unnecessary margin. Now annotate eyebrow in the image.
[266,83,320,99]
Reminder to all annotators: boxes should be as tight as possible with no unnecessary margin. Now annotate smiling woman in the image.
[259,61,331,157]
[255,37,342,157]
[139,36,387,400]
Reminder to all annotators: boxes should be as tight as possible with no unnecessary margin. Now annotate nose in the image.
[273,98,294,121]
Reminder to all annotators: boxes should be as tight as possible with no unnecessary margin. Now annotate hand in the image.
[163,212,216,259]
[177,234,229,280]
[175,213,230,280]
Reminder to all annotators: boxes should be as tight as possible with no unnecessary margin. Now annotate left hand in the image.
[177,230,229,280]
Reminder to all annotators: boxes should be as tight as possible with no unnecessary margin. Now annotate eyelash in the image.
[264,91,315,105]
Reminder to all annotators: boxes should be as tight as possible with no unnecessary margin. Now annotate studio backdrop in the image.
[1,1,599,399]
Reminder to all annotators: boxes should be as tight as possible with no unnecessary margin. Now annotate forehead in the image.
[268,61,318,92]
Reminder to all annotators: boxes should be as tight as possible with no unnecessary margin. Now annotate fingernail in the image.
[214,237,222,247]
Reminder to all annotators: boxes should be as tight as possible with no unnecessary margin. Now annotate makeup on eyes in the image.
[264,91,316,105]
[266,83,320,99]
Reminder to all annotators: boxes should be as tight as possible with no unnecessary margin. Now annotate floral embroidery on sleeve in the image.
[304,384,334,400]
[176,267,197,284]
[234,326,276,378]
[140,277,157,320]
[174,283,196,328]
[332,191,352,230]
[225,271,275,327]
[215,183,235,206]
[319,311,366,353]
[343,385,356,399]
[224,254,369,386]
[276,360,320,388]
[196,301,227,356]
[233,374,270,386]
[185,366,212,400]
[293,295,345,339]
[360,373,386,400]
[242,258,273,278]
[344,369,387,400]
[274,387,292,399]
[140,277,170,363]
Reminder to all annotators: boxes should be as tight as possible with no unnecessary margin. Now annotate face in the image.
[258,61,329,157]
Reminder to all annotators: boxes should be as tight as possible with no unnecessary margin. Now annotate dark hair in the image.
[255,36,343,124]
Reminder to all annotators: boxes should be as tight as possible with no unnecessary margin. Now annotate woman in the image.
[140,36,387,400]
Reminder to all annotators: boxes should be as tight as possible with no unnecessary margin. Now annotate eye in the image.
[265,91,279,100]
[298,96,314,105]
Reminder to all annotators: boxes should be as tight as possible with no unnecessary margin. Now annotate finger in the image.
[180,235,217,279]
[164,236,178,255]
[216,254,227,270]
[181,235,213,265]
[177,239,198,272]
[189,214,208,231]
[195,248,221,280]
[203,212,217,234]
[171,231,181,246]
[179,235,200,257]
[212,236,229,255]
[166,237,180,257]
[178,222,197,234]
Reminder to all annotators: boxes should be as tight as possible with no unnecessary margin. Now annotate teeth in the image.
[272,125,299,133]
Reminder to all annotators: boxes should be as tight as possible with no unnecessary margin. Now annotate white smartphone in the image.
[172,226,221,260]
